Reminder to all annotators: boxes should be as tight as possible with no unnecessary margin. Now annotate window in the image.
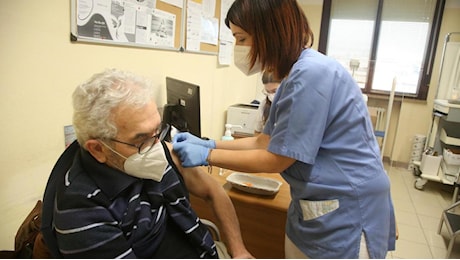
[318,0,445,100]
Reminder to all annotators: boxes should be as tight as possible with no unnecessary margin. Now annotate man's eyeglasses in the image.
[110,123,170,155]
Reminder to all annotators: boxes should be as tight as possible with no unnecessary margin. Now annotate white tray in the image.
[226,172,282,196]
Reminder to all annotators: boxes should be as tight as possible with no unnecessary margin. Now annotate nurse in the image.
[173,0,396,258]
[254,71,281,135]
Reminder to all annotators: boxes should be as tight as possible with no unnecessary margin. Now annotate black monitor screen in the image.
[163,77,201,138]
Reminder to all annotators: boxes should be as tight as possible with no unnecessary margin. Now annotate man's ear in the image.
[85,140,108,163]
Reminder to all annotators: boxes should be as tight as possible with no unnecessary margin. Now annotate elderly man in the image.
[50,69,252,258]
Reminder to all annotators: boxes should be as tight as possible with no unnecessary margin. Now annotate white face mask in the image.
[101,141,168,182]
[234,45,262,76]
[267,93,275,102]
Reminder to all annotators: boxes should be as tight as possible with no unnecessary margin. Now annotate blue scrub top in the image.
[265,49,396,258]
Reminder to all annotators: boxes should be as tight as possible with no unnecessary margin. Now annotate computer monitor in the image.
[163,77,201,139]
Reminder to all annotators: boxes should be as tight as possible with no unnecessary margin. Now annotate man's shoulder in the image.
[55,154,110,209]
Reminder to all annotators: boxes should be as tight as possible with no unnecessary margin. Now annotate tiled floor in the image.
[386,162,460,259]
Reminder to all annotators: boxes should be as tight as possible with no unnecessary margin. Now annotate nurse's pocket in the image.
[299,199,339,221]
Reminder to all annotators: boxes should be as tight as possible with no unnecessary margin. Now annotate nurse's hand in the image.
[173,141,210,167]
[173,132,216,149]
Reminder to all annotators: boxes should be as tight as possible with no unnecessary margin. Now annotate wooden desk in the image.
[190,167,291,258]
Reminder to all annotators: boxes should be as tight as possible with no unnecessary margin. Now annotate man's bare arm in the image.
[165,142,253,258]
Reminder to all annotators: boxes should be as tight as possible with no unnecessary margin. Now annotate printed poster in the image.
[76,0,176,49]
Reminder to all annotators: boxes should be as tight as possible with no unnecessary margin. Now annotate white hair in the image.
[72,69,155,146]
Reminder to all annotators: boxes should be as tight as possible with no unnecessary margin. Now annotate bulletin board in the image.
[70,0,224,55]
[184,0,220,55]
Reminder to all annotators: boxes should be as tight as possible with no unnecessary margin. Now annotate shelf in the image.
[420,167,455,186]
[414,160,456,186]
[440,128,460,146]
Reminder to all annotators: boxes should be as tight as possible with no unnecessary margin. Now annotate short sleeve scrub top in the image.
[264,48,396,259]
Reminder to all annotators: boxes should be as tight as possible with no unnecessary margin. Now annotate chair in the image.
[438,197,460,258]
[201,219,221,241]
[201,219,231,259]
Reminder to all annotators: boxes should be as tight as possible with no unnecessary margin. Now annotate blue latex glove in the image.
[173,132,216,149]
[173,142,210,167]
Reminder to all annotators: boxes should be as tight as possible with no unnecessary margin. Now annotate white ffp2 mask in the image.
[234,45,262,76]
[102,141,169,182]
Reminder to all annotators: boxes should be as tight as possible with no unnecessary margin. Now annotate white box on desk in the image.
[420,154,442,176]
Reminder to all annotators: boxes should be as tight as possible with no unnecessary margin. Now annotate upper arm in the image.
[165,142,220,199]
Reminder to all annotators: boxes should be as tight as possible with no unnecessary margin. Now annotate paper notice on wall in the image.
[186,0,202,51]
[201,0,216,18]
[161,0,183,8]
[76,0,178,49]
[219,40,232,65]
[64,125,77,148]
[201,16,218,45]
[147,8,176,48]
[219,0,234,42]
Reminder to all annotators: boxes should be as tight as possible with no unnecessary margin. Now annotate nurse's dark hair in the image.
[225,0,313,80]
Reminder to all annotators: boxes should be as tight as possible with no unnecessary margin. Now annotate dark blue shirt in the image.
[53,145,217,258]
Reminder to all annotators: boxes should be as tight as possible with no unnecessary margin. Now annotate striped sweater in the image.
[53,147,217,258]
